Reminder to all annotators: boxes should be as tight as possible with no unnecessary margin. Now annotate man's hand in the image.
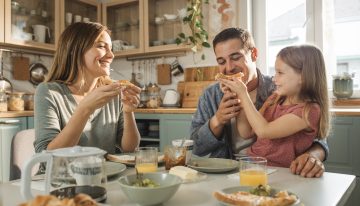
[290,153,325,178]
[216,92,241,125]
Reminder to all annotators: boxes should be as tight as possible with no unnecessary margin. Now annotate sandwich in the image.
[19,193,98,206]
[215,72,244,81]
[118,80,133,87]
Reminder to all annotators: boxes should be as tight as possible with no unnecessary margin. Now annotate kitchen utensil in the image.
[12,55,30,80]
[181,81,215,108]
[29,56,48,85]
[130,61,141,87]
[0,50,13,93]
[21,146,107,202]
[157,64,171,85]
[171,59,184,76]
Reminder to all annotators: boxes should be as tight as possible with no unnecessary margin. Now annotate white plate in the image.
[187,158,239,173]
[216,186,300,206]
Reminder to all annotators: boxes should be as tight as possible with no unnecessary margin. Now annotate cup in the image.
[74,15,82,23]
[164,145,186,170]
[239,157,268,186]
[68,156,104,185]
[172,139,193,165]
[66,12,73,26]
[32,25,50,43]
[135,147,158,173]
[83,17,90,23]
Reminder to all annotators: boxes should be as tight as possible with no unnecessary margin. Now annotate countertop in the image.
[1,102,359,118]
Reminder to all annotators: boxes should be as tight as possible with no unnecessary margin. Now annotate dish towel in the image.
[227,168,277,180]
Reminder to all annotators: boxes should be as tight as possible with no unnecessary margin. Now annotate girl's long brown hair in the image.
[276,45,331,138]
[46,22,111,86]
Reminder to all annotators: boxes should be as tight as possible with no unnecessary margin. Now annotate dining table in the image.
[0,165,356,206]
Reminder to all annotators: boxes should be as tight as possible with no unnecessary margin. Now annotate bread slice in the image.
[213,190,297,206]
[215,72,244,81]
[118,80,133,87]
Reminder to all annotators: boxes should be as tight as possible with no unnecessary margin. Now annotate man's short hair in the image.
[212,28,255,52]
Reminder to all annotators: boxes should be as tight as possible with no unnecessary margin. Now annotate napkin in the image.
[227,168,277,180]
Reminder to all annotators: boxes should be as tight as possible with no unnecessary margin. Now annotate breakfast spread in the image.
[19,193,98,206]
[169,166,198,181]
[215,72,244,81]
[213,185,297,206]
[106,153,164,165]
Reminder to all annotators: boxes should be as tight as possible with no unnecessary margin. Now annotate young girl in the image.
[220,45,330,167]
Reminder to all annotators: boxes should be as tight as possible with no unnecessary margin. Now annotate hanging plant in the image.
[176,0,211,60]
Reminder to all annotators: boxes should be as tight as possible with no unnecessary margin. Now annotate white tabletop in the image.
[0,166,356,206]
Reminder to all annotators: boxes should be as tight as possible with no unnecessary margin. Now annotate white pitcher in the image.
[32,25,50,43]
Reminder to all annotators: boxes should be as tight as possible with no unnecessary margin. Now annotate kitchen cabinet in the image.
[4,0,60,51]
[60,0,101,32]
[324,116,360,206]
[102,0,189,58]
[135,113,193,151]
[0,0,4,42]
[0,116,32,183]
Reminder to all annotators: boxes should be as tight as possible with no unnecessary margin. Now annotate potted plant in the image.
[176,0,211,60]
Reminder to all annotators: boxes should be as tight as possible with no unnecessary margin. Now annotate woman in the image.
[34,22,141,154]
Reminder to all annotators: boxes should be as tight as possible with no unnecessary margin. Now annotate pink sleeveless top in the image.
[247,96,321,167]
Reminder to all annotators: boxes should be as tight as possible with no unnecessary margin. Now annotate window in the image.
[253,0,360,90]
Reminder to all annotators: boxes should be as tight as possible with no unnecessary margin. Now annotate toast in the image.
[215,72,244,81]
[118,80,133,87]
[213,190,297,206]
[19,193,98,206]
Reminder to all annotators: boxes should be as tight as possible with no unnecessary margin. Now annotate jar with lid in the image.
[147,85,161,108]
[0,92,8,112]
[24,93,34,110]
[8,92,25,111]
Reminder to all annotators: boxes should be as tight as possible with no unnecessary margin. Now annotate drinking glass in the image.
[135,147,158,173]
[164,145,186,170]
[239,157,268,186]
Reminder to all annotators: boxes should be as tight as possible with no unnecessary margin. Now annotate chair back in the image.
[10,129,38,180]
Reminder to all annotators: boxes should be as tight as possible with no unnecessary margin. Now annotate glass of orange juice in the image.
[239,157,268,186]
[135,147,158,173]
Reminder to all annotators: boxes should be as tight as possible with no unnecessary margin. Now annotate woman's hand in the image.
[77,83,122,114]
[121,84,141,113]
[219,78,248,99]
[290,153,325,178]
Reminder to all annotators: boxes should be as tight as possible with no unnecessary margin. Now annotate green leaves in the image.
[176,0,210,60]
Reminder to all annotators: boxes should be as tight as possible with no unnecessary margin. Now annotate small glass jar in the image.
[0,92,8,112]
[24,93,34,110]
[8,92,25,111]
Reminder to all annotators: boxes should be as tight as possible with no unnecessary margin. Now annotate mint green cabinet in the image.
[324,116,360,206]
[135,113,193,151]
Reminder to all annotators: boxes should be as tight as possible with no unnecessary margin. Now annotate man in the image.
[190,28,328,178]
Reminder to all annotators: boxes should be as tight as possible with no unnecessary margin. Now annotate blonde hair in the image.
[276,45,331,138]
[46,22,111,86]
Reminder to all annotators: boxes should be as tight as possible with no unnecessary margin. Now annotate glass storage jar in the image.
[24,93,34,110]
[8,92,25,111]
[0,92,8,112]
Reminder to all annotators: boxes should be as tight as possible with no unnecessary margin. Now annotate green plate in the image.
[187,158,239,173]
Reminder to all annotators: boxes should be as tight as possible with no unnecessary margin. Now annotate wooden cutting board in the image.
[157,64,171,85]
[181,81,215,108]
[12,56,30,80]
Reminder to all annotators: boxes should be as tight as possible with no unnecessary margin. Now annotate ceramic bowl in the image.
[118,173,182,206]
[152,40,163,46]
[164,38,176,45]
[155,17,165,25]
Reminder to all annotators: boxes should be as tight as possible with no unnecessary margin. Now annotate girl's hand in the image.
[219,78,248,99]
[77,84,123,114]
[121,84,141,113]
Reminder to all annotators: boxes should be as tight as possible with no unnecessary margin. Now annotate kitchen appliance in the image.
[333,73,355,99]
[163,89,180,106]
[21,146,107,202]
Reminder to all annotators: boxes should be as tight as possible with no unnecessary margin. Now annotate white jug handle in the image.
[21,152,53,200]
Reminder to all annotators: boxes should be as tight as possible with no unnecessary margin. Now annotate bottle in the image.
[0,91,8,112]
